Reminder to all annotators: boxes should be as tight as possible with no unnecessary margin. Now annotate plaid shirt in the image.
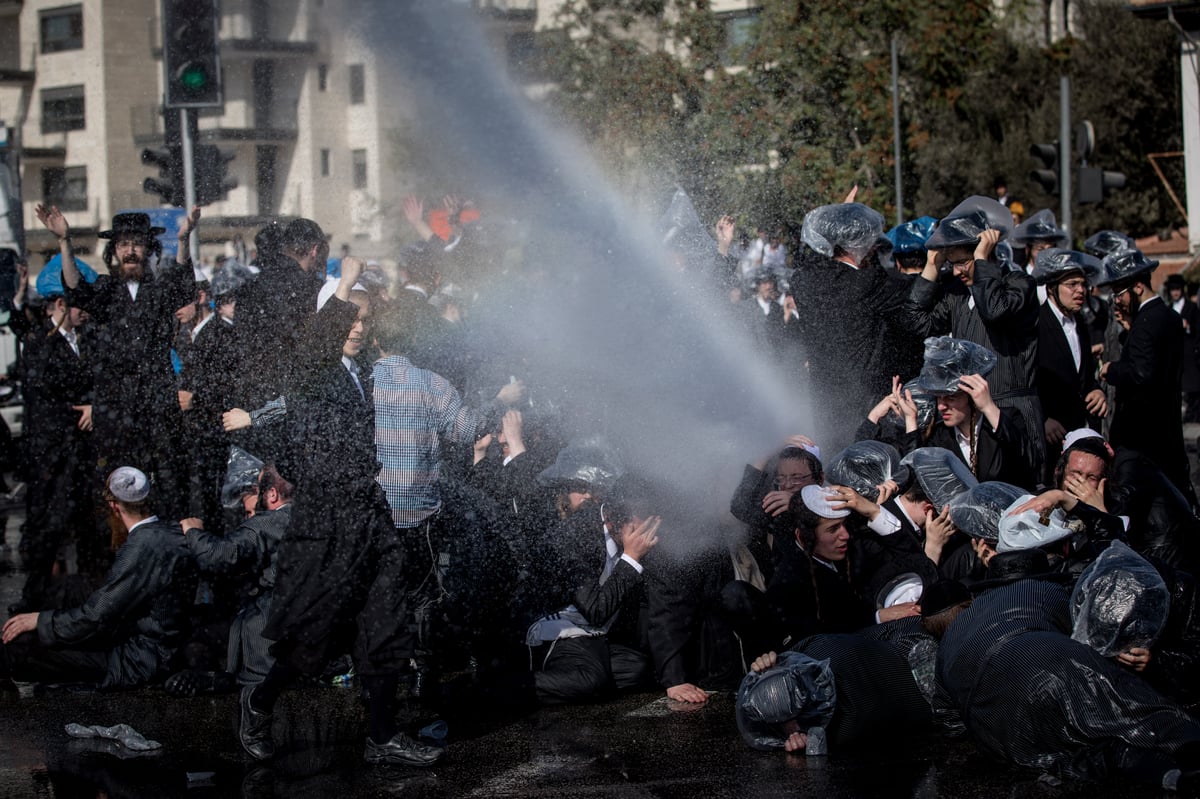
[373,355,494,528]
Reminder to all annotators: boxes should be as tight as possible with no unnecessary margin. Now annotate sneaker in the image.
[364,731,443,768]
[238,685,274,760]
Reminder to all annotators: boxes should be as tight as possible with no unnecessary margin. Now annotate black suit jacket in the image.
[1037,301,1097,432]
[926,407,1037,490]
[21,322,91,464]
[1106,297,1189,492]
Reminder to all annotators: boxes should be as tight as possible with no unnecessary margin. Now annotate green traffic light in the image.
[178,62,210,92]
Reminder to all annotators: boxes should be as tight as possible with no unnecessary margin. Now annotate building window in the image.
[40,5,83,54]
[42,165,87,212]
[320,148,330,177]
[349,64,364,104]
[41,85,85,133]
[720,9,760,66]
[317,63,328,92]
[351,149,367,189]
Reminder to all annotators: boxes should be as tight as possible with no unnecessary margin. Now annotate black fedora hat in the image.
[97,212,165,240]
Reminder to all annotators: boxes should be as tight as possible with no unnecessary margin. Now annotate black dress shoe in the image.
[238,686,274,760]
[364,732,443,768]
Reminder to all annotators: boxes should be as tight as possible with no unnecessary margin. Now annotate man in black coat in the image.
[937,578,1200,789]
[35,204,201,519]
[1032,250,1108,480]
[1164,273,1200,422]
[1097,250,1194,503]
[12,289,95,612]
[1,467,197,690]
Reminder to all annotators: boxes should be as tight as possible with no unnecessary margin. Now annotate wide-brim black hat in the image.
[98,212,165,239]
[1092,248,1159,288]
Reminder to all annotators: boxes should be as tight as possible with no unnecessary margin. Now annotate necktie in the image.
[346,361,364,400]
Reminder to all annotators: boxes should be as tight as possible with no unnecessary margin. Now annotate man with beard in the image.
[1097,249,1194,504]
[35,204,200,519]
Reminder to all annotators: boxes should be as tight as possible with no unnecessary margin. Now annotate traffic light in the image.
[193,144,237,206]
[1077,167,1126,205]
[162,0,221,108]
[1029,141,1060,195]
[142,145,185,207]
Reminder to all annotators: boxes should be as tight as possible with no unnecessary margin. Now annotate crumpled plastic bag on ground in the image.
[826,441,910,502]
[901,447,979,509]
[948,482,1027,542]
[65,723,162,752]
[735,651,836,751]
[1071,540,1170,657]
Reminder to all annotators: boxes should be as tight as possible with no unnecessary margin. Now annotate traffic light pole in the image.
[1059,73,1072,236]
[179,107,199,264]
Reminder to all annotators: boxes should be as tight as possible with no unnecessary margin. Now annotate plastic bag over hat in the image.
[536,435,625,493]
[915,336,997,395]
[901,447,980,509]
[1031,248,1102,286]
[1011,209,1068,247]
[826,441,911,502]
[948,481,1027,542]
[1083,229,1135,259]
[886,216,937,255]
[926,196,1012,250]
[996,493,1074,553]
[735,651,837,751]
[35,254,99,298]
[1070,540,1170,657]
[221,446,265,510]
[801,203,886,263]
[1093,248,1159,288]
[877,379,937,440]
[210,259,255,298]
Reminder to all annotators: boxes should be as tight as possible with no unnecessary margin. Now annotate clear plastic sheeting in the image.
[1071,540,1171,657]
[657,187,716,260]
[916,336,998,395]
[944,195,1014,241]
[1093,248,1159,288]
[886,216,938,255]
[1082,229,1135,259]
[1030,248,1102,285]
[221,446,265,510]
[536,435,625,492]
[1011,209,1068,247]
[65,723,162,752]
[735,651,837,751]
[826,441,910,502]
[947,481,1027,542]
[926,196,1012,250]
[800,203,886,263]
[210,259,255,298]
[996,494,1074,553]
[901,447,979,509]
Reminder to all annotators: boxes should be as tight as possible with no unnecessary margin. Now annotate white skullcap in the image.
[316,278,367,310]
[107,467,150,503]
[880,573,924,608]
[800,484,850,520]
[1063,428,1104,451]
[996,494,1074,553]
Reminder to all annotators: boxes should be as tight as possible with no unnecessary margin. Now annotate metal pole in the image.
[180,107,199,265]
[891,34,904,226]
[1059,73,1072,236]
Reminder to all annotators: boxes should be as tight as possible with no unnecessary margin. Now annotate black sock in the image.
[251,663,296,713]
[363,674,399,744]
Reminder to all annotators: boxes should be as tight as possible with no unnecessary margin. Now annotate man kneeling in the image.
[1,467,197,690]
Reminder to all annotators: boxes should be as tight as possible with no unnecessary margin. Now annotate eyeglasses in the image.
[1059,279,1087,291]
[947,257,974,271]
[1112,286,1133,300]
[774,473,814,489]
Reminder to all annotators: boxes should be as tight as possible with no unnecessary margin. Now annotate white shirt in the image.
[954,415,986,466]
[190,312,213,342]
[58,327,79,356]
[755,296,773,315]
[1048,299,1082,372]
[126,281,140,301]
[127,515,159,535]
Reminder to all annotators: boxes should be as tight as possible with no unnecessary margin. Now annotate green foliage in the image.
[541,0,1182,239]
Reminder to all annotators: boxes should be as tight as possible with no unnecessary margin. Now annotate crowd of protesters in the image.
[0,188,1199,792]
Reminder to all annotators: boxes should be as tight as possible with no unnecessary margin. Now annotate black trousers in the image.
[1,630,107,685]
[532,636,651,704]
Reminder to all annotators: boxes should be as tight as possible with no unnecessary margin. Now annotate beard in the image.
[118,256,147,283]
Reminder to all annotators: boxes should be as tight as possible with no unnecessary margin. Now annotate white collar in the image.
[954,414,985,447]
[128,515,159,535]
[1047,298,1075,327]
[191,313,214,341]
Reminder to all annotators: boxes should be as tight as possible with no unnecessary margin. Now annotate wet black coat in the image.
[853,498,945,606]
[1037,301,1098,433]
[938,579,1200,780]
[1106,297,1190,497]
[766,540,874,641]
[925,406,1037,489]
[1106,447,1200,574]
[1143,560,1200,712]
[64,262,194,471]
[20,322,91,464]
[35,518,198,689]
